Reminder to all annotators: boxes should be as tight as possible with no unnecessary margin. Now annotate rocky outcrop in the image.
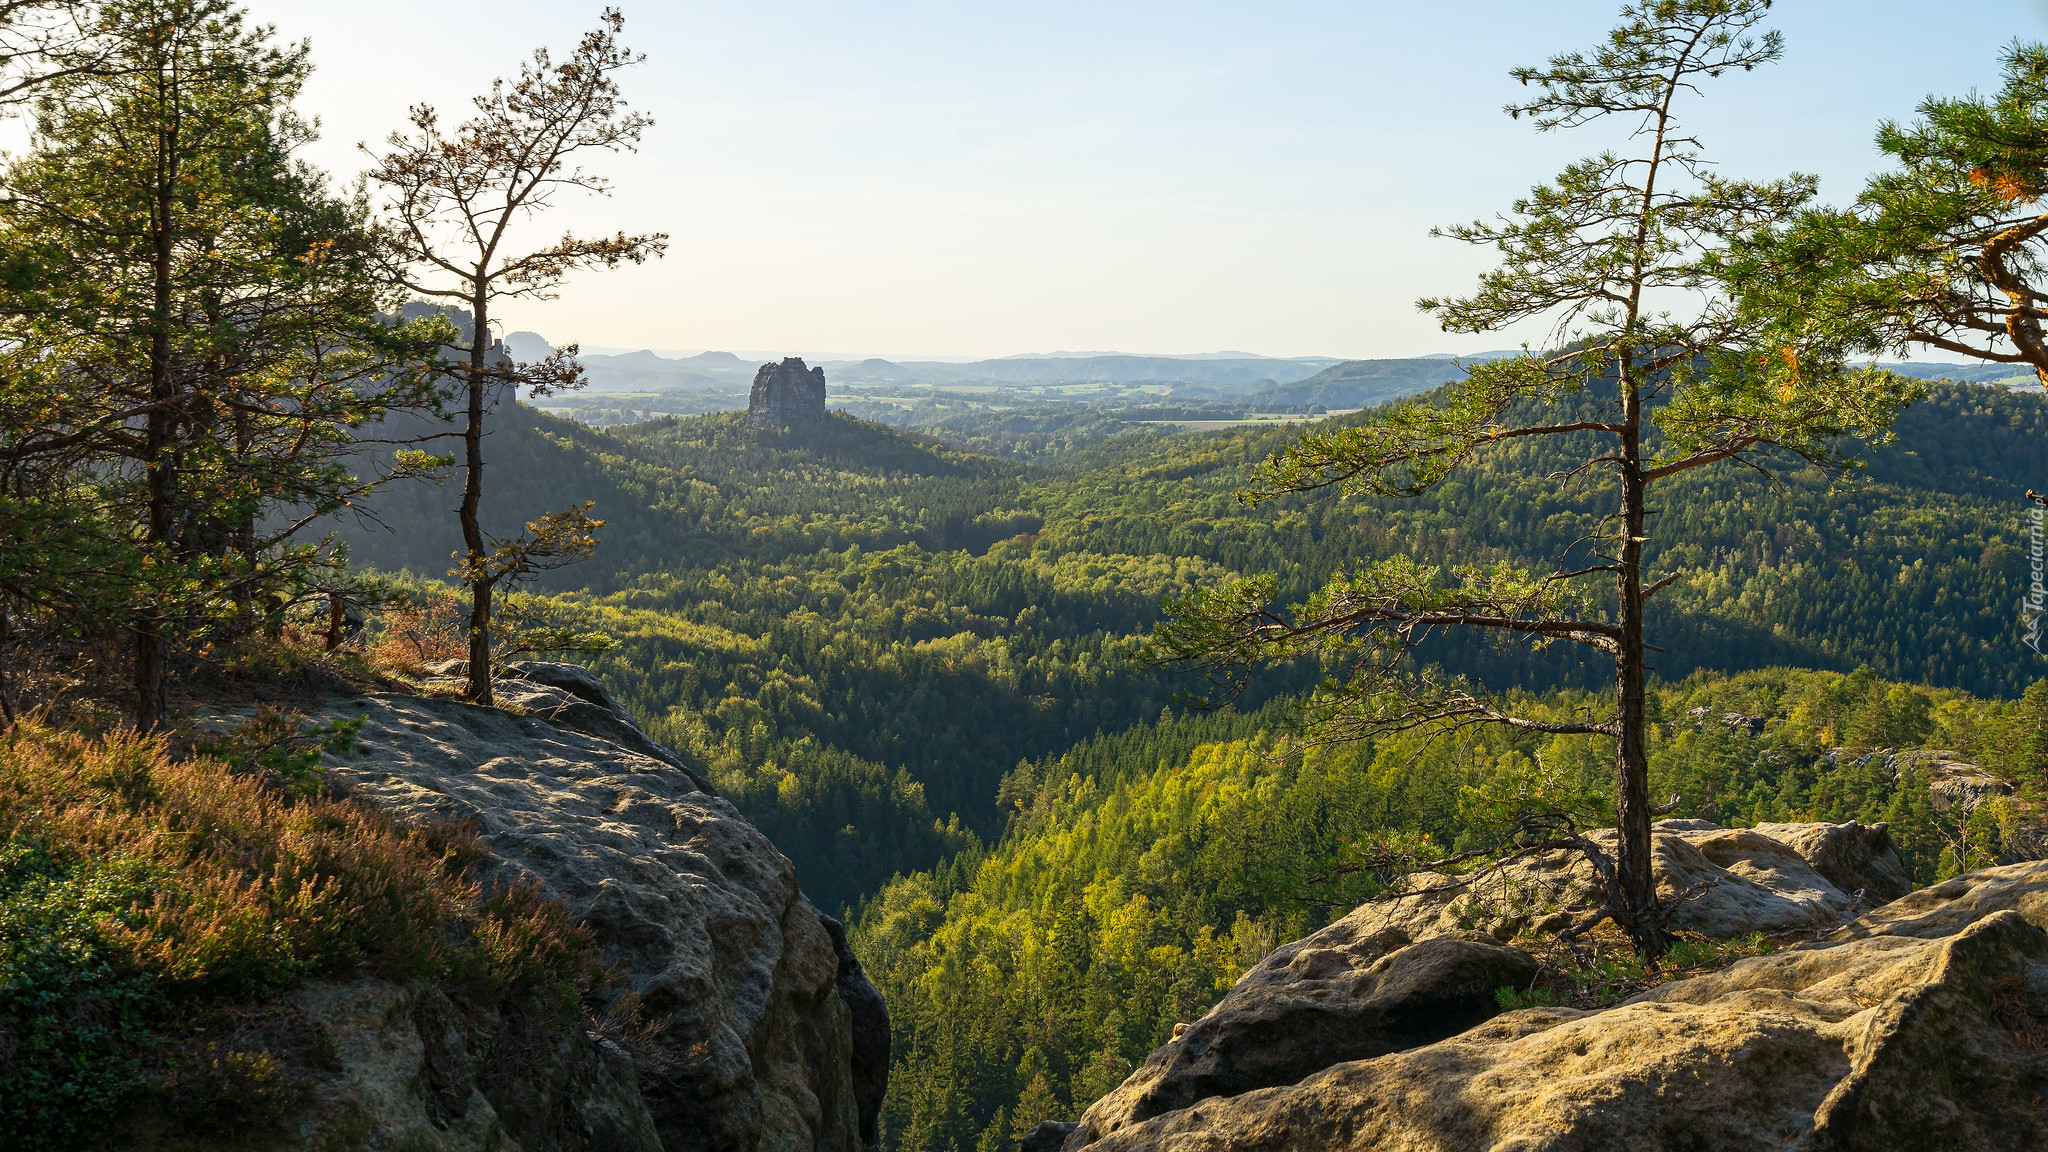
[1685,706,1767,736]
[1362,818,1879,945]
[821,917,890,1148]
[1044,824,2048,1151]
[1061,928,1535,1150]
[1023,1121,1080,1152]
[424,658,717,793]
[112,978,661,1152]
[1080,861,2048,1151]
[1752,819,1913,903]
[275,675,873,1152]
[748,357,828,427]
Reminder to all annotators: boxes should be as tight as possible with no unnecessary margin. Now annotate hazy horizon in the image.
[554,342,1991,368]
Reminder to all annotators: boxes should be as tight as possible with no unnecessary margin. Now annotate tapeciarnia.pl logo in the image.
[2027,493,2046,655]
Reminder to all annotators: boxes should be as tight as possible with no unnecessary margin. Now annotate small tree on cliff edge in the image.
[1154,0,1920,957]
[366,7,665,706]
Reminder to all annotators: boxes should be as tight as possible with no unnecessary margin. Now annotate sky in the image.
[239,0,2048,361]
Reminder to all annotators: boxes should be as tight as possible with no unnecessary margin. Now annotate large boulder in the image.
[305,684,867,1152]
[1078,862,2048,1151]
[1752,820,1913,904]
[1368,819,1884,944]
[1061,927,1535,1150]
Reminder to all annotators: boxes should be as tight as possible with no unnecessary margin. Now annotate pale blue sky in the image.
[245,1,2048,359]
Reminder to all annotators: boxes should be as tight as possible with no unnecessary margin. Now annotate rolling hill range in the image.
[1239,355,1479,408]
[512,332,1370,395]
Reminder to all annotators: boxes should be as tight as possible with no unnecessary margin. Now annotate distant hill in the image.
[1879,361,2041,387]
[1235,353,2048,411]
[327,406,1027,585]
[545,346,1347,392]
[576,349,743,392]
[503,330,554,362]
[506,337,1363,393]
[500,333,761,392]
[1242,357,1475,409]
[878,354,1341,388]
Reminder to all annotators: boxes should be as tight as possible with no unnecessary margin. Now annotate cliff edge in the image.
[122,661,884,1152]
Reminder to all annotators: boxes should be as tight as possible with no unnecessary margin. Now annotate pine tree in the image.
[1155,0,1919,955]
[364,8,665,706]
[1729,42,2048,384]
[0,0,444,727]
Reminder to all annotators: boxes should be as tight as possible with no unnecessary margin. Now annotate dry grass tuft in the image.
[0,723,597,1148]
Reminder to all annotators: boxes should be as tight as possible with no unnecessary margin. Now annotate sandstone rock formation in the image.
[1023,1121,1080,1152]
[1685,706,1767,736]
[822,916,891,1148]
[427,659,717,793]
[204,672,876,1152]
[1080,861,2048,1151]
[113,976,664,1152]
[1752,819,1913,903]
[748,357,829,426]
[1049,823,2048,1152]
[1365,818,1890,944]
[1061,928,1535,1149]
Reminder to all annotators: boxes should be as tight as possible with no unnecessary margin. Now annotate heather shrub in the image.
[0,725,597,1149]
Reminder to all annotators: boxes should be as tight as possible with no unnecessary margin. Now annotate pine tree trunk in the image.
[325,593,347,652]
[134,67,178,733]
[1614,368,1663,956]
[234,406,259,633]
[461,293,493,706]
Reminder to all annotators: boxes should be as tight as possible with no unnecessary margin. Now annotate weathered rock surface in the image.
[748,357,829,426]
[1083,860,2048,1151]
[112,977,662,1152]
[1364,818,1882,945]
[1049,822,2048,1151]
[280,680,868,1152]
[1023,1121,1080,1152]
[822,916,891,1148]
[1053,820,1897,1150]
[1752,820,1913,903]
[1061,928,1535,1150]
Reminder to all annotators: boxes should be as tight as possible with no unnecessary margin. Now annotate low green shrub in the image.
[192,707,365,798]
[0,837,162,1144]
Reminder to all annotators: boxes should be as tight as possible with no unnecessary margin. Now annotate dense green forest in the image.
[333,380,2047,911]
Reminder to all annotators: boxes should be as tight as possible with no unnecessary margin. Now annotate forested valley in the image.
[331,379,2048,916]
[5,0,2048,1148]
[315,376,2048,1148]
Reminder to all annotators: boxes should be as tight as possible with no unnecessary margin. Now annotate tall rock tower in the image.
[747,357,828,426]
